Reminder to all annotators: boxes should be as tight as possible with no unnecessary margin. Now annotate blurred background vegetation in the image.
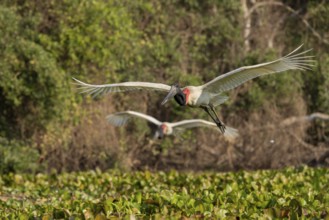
[0,0,328,174]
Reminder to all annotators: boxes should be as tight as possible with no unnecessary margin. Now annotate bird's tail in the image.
[223,126,239,140]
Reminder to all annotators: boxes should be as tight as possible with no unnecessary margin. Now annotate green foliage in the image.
[54,0,143,81]
[0,0,328,172]
[0,167,328,218]
[0,6,70,139]
[0,137,41,174]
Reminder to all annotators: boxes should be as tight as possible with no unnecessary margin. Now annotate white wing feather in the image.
[170,119,218,129]
[202,45,315,94]
[170,119,239,139]
[106,111,162,127]
[73,78,171,97]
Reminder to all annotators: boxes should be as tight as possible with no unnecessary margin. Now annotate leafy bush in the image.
[0,6,70,139]
[0,0,328,172]
[0,167,328,218]
[0,137,41,174]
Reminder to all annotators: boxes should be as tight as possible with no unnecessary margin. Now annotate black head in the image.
[161,83,186,106]
[174,91,186,106]
[154,127,164,139]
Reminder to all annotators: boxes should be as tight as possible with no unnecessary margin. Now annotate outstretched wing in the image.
[73,78,171,97]
[202,45,315,94]
[170,119,239,139]
[107,111,162,127]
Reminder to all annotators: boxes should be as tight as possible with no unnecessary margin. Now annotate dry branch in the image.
[246,1,329,45]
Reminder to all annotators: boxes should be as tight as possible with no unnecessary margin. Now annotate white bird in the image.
[106,111,239,139]
[73,45,314,133]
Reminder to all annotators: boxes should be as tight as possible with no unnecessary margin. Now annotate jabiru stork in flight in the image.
[107,111,239,139]
[73,45,315,133]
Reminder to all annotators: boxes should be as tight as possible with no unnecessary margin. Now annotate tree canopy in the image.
[0,0,328,173]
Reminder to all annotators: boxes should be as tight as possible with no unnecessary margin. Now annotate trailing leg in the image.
[201,106,226,134]
[209,104,226,133]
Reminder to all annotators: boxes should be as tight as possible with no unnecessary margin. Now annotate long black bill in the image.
[154,128,164,139]
[161,84,179,105]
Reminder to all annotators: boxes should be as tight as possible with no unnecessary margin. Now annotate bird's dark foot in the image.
[216,122,226,134]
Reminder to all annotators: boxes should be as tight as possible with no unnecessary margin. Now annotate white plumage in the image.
[74,45,315,133]
[107,111,239,139]
[73,80,171,97]
[74,45,313,97]
[202,45,313,93]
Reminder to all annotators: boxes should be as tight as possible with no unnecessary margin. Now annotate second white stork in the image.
[106,111,239,139]
[73,45,315,133]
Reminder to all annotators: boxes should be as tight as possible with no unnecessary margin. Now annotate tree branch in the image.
[246,1,329,45]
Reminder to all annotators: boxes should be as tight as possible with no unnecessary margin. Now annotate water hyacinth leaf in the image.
[136,192,142,204]
[277,198,286,205]
[0,167,328,218]
[95,214,107,220]
[82,209,94,220]
[225,185,233,194]
[216,209,228,219]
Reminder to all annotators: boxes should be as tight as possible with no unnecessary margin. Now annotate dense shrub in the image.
[0,6,70,140]
[0,1,328,173]
[0,137,41,174]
